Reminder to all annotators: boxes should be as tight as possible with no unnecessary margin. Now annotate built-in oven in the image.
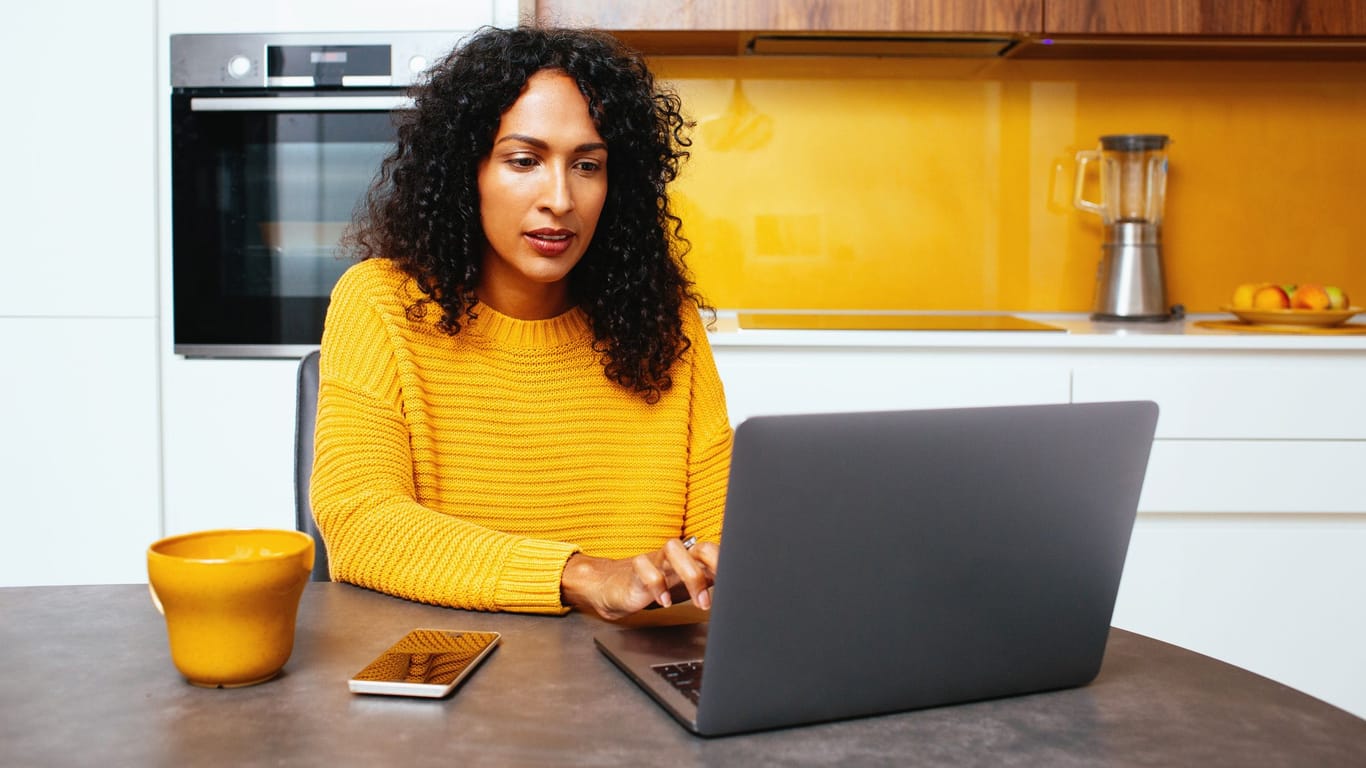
[170,32,465,358]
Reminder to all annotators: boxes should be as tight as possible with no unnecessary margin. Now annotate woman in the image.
[311,26,731,620]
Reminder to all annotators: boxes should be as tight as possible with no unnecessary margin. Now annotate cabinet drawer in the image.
[716,348,1069,425]
[1073,357,1366,439]
[1140,440,1366,514]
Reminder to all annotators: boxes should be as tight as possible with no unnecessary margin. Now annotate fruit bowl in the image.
[1223,306,1362,328]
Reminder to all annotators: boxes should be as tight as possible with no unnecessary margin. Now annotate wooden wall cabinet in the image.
[536,0,1366,37]
[534,0,1042,54]
[532,0,1043,52]
[533,0,1366,57]
[1044,0,1366,37]
[535,0,1043,34]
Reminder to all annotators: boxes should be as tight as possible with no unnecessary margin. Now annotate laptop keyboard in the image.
[652,660,704,704]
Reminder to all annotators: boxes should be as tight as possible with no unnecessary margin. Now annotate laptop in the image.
[594,400,1159,736]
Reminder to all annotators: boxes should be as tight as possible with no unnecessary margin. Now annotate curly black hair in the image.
[346,25,706,403]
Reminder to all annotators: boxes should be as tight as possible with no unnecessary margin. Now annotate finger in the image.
[632,553,671,608]
[689,541,720,577]
[663,538,714,610]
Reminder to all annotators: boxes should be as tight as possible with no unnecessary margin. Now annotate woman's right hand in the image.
[561,539,719,620]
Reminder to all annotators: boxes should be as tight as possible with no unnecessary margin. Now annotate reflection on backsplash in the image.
[700,81,774,152]
[653,56,1366,312]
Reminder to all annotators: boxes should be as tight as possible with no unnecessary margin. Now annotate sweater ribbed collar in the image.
[467,302,591,349]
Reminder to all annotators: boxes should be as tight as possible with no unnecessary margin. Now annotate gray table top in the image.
[2,583,1362,767]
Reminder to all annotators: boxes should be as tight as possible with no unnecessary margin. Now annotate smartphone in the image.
[348,628,501,698]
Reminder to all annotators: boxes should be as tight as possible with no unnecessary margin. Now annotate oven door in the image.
[171,90,410,357]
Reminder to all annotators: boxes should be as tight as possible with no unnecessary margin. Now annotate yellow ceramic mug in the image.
[147,529,314,688]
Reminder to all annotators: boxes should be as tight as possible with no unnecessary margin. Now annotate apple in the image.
[1291,283,1331,310]
[1252,284,1290,309]
[1325,285,1350,310]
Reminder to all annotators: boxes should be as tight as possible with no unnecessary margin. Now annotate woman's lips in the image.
[525,228,574,256]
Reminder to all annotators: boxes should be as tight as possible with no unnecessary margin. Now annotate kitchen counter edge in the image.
[705,312,1366,351]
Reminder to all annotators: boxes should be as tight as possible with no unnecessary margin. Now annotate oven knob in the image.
[408,55,428,75]
[226,54,252,79]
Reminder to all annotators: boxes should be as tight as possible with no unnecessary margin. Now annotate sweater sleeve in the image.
[309,264,579,614]
[680,307,733,545]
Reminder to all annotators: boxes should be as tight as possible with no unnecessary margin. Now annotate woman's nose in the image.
[539,166,575,215]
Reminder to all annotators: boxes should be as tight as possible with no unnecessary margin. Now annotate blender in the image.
[1074,134,1172,321]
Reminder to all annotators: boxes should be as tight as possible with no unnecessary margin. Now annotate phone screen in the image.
[348,628,500,698]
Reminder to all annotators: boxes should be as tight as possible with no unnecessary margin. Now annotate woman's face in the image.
[476,69,608,319]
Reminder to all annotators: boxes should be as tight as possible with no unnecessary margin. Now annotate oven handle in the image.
[190,95,415,112]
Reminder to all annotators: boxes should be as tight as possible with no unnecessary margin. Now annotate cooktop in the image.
[736,313,1066,332]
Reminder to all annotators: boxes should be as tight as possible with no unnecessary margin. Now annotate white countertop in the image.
[706,311,1366,351]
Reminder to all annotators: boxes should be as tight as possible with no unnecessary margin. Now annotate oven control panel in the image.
[171,31,468,88]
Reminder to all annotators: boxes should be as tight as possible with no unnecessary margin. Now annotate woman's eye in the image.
[574,159,603,173]
[507,156,538,169]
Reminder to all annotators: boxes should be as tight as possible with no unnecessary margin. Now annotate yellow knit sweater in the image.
[311,259,733,614]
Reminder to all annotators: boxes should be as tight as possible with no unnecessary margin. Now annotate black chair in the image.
[294,349,330,581]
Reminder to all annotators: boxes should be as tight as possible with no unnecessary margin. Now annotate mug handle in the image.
[1073,149,1104,215]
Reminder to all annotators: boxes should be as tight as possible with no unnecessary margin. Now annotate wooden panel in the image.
[1045,0,1366,36]
[536,0,1042,34]
[1044,0,1188,34]
[1010,38,1366,59]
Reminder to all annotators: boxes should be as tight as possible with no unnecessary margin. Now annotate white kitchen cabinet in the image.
[1069,348,1366,716]
[710,326,1366,717]
[1116,514,1366,719]
[0,0,160,588]
[1071,353,1366,440]
[2,0,156,317]
[1072,351,1366,513]
[716,347,1071,424]
[1140,440,1366,513]
[0,318,161,586]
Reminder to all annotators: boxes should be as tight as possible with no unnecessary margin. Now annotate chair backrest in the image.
[294,349,330,581]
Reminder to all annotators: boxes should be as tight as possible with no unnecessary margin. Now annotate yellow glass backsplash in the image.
[650,56,1366,312]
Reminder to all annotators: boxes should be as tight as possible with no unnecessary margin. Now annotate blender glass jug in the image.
[1074,134,1171,321]
[1074,134,1169,226]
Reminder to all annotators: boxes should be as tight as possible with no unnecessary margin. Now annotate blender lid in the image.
[1100,134,1169,151]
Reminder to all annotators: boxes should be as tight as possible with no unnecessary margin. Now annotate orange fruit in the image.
[1252,284,1290,310]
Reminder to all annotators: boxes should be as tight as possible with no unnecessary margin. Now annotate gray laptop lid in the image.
[597,400,1159,736]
